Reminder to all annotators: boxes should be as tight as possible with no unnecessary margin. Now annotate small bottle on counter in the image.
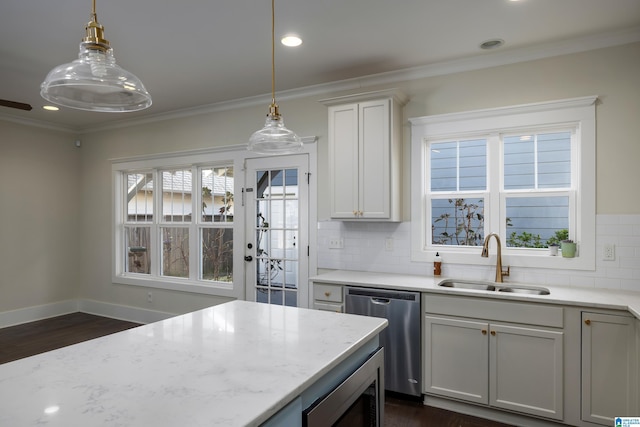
[434,252,442,276]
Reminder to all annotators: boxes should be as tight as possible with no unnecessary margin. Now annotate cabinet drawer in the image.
[314,302,344,313]
[314,284,343,303]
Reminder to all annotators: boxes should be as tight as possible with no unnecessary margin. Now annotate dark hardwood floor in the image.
[0,312,140,364]
[0,313,513,427]
[385,393,514,427]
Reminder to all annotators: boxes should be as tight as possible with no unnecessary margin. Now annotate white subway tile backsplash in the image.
[317,215,640,293]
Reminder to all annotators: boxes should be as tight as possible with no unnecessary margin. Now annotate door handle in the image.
[244,256,253,262]
[370,298,391,305]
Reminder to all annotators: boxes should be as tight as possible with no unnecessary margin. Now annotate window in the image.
[113,148,244,297]
[410,96,596,270]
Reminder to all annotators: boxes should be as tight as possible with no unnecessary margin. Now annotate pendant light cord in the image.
[271,0,276,105]
[91,0,97,22]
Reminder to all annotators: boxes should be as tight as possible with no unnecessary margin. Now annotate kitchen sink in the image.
[438,279,496,291]
[496,285,550,295]
[438,279,549,295]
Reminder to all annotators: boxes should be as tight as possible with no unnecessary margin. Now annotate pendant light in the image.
[248,0,302,155]
[40,0,151,112]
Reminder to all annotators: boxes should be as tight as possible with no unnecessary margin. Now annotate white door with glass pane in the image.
[244,155,309,307]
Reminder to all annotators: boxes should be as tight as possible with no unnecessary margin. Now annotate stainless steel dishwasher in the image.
[345,286,421,397]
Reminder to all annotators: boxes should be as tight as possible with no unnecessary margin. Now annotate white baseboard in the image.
[0,300,79,328]
[0,299,175,328]
[423,395,565,427]
[78,299,175,324]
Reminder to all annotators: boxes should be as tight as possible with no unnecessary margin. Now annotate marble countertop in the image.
[311,270,640,320]
[0,300,387,427]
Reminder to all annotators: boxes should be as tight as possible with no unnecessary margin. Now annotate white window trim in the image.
[409,96,597,271]
[112,145,247,299]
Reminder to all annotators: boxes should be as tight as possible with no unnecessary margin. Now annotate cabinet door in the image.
[489,324,564,420]
[582,312,638,425]
[424,315,489,404]
[359,99,390,219]
[328,104,359,218]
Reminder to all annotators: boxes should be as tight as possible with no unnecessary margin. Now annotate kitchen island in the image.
[0,300,387,426]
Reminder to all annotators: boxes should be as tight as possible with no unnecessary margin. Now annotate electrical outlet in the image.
[602,244,615,261]
[147,291,153,303]
[385,238,393,251]
[328,238,344,249]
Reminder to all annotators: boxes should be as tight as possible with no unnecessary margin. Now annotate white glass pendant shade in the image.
[248,104,303,155]
[41,2,151,113]
[41,43,152,112]
[248,0,302,155]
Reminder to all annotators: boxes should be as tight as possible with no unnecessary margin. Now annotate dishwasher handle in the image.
[370,297,391,305]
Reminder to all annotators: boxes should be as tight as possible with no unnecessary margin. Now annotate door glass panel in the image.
[270,289,283,305]
[269,199,285,229]
[270,229,284,259]
[253,168,299,306]
[285,290,297,307]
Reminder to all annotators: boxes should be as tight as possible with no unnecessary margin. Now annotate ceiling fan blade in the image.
[0,99,33,111]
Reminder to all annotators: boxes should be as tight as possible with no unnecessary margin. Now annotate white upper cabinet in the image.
[322,90,407,221]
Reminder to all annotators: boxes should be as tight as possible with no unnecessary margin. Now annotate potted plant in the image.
[545,229,567,256]
[560,239,576,258]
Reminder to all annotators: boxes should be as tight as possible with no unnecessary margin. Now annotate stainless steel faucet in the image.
[481,233,510,283]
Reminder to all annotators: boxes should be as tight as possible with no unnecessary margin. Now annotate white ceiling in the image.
[1,0,639,132]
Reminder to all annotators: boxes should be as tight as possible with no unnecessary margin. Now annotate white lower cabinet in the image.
[424,315,489,404]
[489,323,563,420]
[423,295,564,421]
[581,311,638,425]
[312,283,344,313]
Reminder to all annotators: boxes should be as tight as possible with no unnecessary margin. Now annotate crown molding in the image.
[4,26,639,134]
[0,113,77,134]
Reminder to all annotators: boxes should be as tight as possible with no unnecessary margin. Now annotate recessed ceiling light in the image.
[44,405,60,415]
[480,39,505,50]
[43,105,59,111]
[281,35,302,47]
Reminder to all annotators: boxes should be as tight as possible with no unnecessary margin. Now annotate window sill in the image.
[413,248,595,271]
[112,274,241,298]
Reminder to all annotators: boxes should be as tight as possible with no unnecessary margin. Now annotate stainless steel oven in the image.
[303,347,384,427]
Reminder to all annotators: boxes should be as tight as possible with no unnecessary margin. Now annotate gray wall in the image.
[0,123,80,312]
